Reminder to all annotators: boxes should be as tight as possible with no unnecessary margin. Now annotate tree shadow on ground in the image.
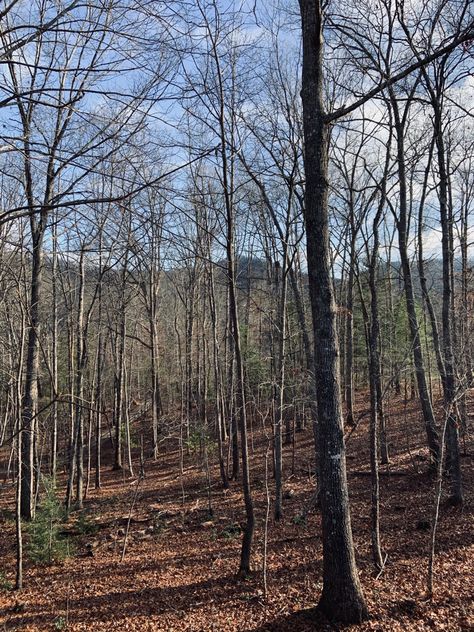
[7,574,260,628]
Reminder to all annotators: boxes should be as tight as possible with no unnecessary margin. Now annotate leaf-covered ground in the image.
[1,393,473,631]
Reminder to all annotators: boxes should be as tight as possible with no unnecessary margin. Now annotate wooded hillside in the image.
[0,0,473,629]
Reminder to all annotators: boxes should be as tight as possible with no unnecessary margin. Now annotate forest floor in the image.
[0,392,473,631]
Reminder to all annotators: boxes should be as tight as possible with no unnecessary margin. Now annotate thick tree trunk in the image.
[299,0,368,622]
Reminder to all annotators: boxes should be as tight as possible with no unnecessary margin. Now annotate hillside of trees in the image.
[0,0,473,629]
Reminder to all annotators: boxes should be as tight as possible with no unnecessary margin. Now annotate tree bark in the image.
[298,0,368,622]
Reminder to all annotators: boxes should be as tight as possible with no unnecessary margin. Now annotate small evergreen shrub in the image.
[220,522,241,539]
[0,571,12,591]
[292,513,307,527]
[27,477,69,565]
[54,616,67,630]
[185,427,217,466]
[75,510,98,537]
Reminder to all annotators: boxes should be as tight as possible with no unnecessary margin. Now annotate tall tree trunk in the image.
[229,256,254,577]
[65,251,86,510]
[113,307,126,471]
[208,258,228,489]
[344,233,356,426]
[299,0,368,622]
[95,257,104,489]
[432,102,463,504]
[21,225,45,520]
[150,307,161,461]
[74,252,86,508]
[228,310,240,481]
[417,137,446,388]
[367,167,389,570]
[209,22,255,572]
[390,93,440,464]
[51,219,58,482]
[274,257,288,521]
